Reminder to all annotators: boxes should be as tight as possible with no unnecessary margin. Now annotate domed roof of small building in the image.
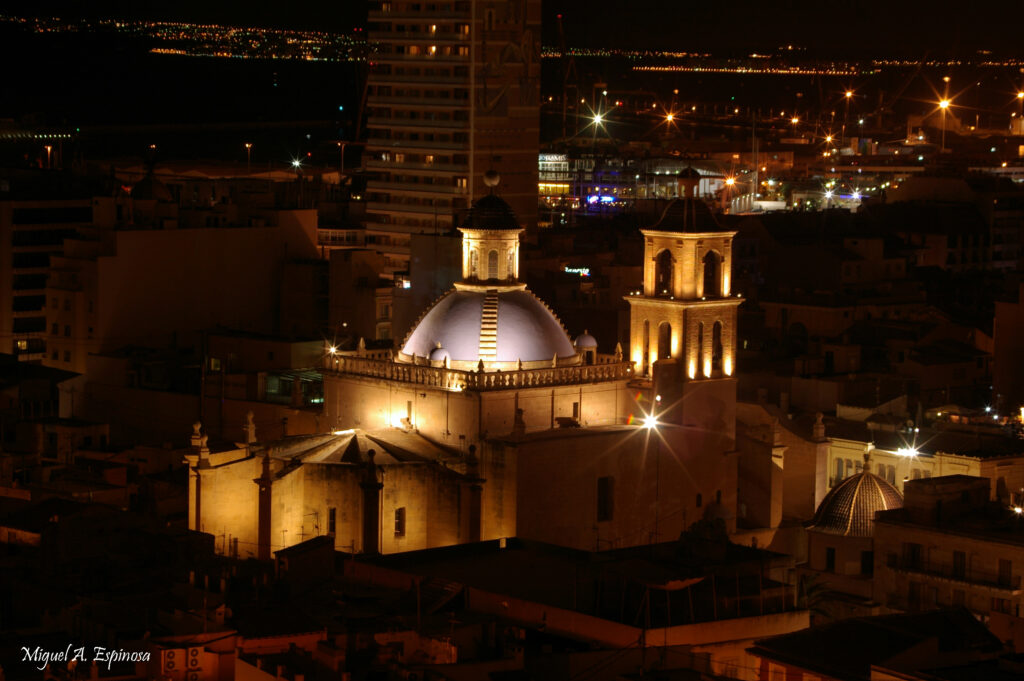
[808,464,903,537]
[459,193,521,231]
[401,289,575,365]
[574,330,598,348]
[647,197,721,233]
[428,344,450,362]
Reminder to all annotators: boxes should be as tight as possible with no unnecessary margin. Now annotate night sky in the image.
[4,0,1024,55]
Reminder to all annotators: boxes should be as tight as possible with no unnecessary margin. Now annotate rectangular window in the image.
[999,558,1012,587]
[860,550,873,576]
[953,551,966,580]
[63,350,71,363]
[903,542,922,569]
[952,589,965,607]
[825,547,836,572]
[394,507,406,536]
[64,325,71,337]
[572,402,580,419]
[328,507,336,535]
[596,476,613,522]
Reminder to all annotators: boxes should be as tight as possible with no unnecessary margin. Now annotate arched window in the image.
[703,250,722,297]
[507,248,515,279]
[655,250,673,297]
[487,249,498,279]
[658,322,671,360]
[712,321,723,374]
[470,248,479,278]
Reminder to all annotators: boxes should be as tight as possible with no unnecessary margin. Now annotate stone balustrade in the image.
[324,355,634,391]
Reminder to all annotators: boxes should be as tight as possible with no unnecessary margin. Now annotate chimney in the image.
[812,412,826,441]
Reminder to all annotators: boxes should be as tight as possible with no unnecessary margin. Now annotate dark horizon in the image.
[5,1,1024,57]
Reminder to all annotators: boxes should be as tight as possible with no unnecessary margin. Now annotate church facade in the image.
[189,178,754,557]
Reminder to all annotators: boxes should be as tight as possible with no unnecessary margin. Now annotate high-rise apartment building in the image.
[365,0,541,273]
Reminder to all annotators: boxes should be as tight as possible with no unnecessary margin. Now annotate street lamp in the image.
[939,98,951,152]
[44,145,52,169]
[245,143,252,172]
[337,141,347,174]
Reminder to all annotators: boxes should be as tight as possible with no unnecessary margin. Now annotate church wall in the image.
[195,455,261,559]
[479,380,630,437]
[382,464,461,553]
[299,464,364,553]
[480,440,517,540]
[270,465,307,558]
[513,425,738,552]
[325,374,481,448]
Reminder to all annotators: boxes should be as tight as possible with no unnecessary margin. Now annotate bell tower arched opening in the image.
[655,250,673,297]
[703,250,722,298]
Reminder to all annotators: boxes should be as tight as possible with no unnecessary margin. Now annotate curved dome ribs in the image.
[809,468,903,537]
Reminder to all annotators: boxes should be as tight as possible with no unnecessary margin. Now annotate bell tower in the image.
[625,171,742,436]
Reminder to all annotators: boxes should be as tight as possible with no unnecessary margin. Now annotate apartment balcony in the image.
[366,202,455,217]
[367,117,468,131]
[366,180,467,196]
[367,138,469,152]
[888,556,1022,593]
[373,53,469,65]
[368,95,470,109]
[370,74,467,86]
[368,11,470,21]
[367,30,469,43]
[365,159,467,175]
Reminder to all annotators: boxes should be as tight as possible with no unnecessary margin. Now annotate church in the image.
[187,173,754,558]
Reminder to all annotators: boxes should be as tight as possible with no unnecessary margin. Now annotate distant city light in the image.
[593,113,603,124]
[292,159,302,168]
[939,99,950,109]
[725,177,735,186]
[824,190,833,199]
[845,90,853,98]
[665,113,674,122]
[896,447,918,457]
[643,414,658,429]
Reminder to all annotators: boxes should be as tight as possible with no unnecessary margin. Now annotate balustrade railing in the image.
[324,355,634,390]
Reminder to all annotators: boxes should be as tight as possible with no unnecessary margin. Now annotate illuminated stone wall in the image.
[511,425,739,551]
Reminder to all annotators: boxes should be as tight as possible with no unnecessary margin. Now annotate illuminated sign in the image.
[564,267,591,277]
[586,195,617,204]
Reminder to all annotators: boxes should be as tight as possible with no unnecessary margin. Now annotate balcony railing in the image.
[324,355,634,391]
[889,556,1021,591]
